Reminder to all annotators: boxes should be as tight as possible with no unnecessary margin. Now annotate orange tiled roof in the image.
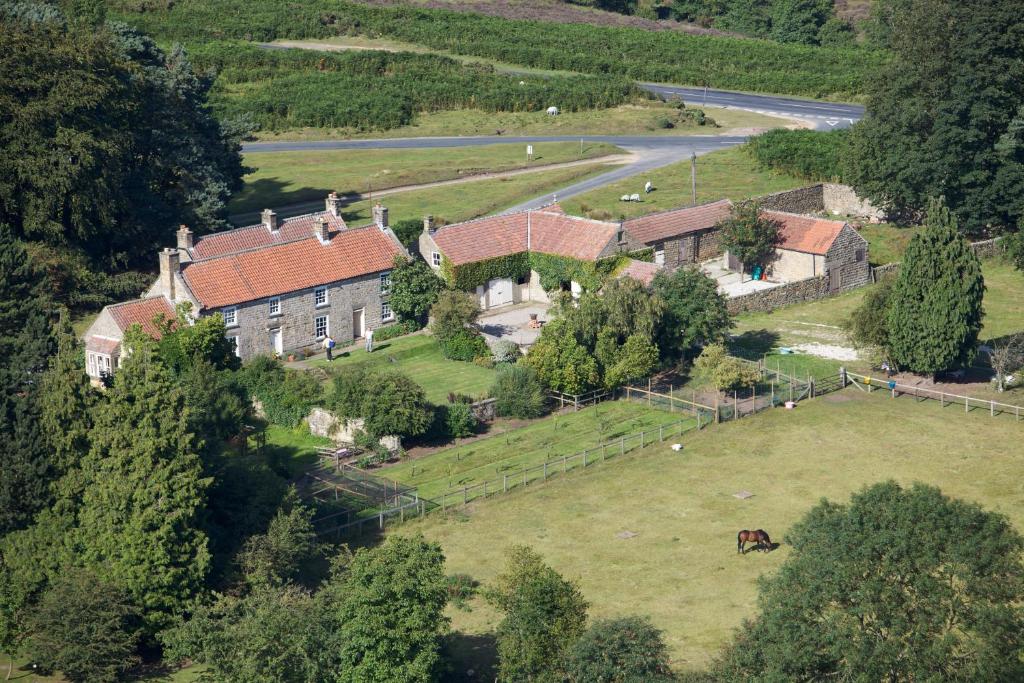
[183,226,401,309]
[623,199,734,244]
[763,210,848,255]
[86,336,121,355]
[431,210,617,265]
[190,212,348,260]
[616,259,661,287]
[108,296,176,339]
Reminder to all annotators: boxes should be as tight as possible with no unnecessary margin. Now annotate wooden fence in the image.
[843,370,1024,421]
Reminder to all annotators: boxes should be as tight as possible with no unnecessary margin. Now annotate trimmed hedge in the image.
[438,328,490,362]
[373,320,420,342]
[745,128,849,182]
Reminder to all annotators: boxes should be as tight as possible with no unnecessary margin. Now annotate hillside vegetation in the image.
[108,0,884,98]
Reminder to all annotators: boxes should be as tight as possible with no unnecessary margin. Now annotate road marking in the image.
[826,120,839,127]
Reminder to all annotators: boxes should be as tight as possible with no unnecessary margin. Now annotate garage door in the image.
[487,278,514,307]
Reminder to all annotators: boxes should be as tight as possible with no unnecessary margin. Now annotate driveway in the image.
[476,303,551,349]
[701,256,783,297]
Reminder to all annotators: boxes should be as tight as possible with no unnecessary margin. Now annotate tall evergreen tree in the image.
[886,198,984,374]
[39,310,96,478]
[76,333,211,635]
[846,0,1024,232]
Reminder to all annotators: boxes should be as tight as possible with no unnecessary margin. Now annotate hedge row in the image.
[745,128,849,182]
[188,41,640,131]
[108,0,885,97]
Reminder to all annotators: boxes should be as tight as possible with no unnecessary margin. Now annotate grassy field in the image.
[857,222,922,266]
[397,389,1024,672]
[230,141,622,214]
[307,334,496,404]
[383,401,692,500]
[335,161,618,226]
[562,146,807,220]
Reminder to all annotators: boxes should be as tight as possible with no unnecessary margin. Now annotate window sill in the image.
[314,303,330,309]
[268,313,283,319]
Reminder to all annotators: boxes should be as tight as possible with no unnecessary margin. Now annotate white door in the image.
[352,308,365,338]
[488,278,514,307]
[269,328,283,355]
[654,249,665,266]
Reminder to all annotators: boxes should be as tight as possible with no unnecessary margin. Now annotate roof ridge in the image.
[187,223,381,265]
[623,198,733,223]
[106,295,170,310]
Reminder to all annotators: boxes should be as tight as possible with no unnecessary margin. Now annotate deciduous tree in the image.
[523,320,601,395]
[389,256,444,326]
[652,267,731,359]
[564,616,674,683]
[717,202,782,273]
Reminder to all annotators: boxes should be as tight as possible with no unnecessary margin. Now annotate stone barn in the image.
[753,211,870,291]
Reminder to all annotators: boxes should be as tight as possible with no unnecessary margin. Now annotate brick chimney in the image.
[261,208,279,233]
[325,192,342,217]
[315,217,330,244]
[158,247,180,300]
[372,203,389,229]
[423,215,434,235]
[176,224,194,251]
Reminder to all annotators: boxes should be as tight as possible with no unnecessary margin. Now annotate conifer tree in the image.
[886,198,985,374]
[39,310,96,478]
[77,332,211,635]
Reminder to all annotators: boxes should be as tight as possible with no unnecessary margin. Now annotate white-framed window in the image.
[87,352,97,377]
[223,306,238,327]
[95,354,111,376]
[654,248,665,266]
[381,302,393,321]
[380,271,391,295]
[227,335,241,358]
[268,296,281,316]
[431,251,441,267]
[314,314,329,339]
[314,286,328,307]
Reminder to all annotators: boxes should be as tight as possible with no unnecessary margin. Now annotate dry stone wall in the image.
[727,276,830,314]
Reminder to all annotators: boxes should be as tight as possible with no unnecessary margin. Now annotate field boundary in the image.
[843,370,1024,421]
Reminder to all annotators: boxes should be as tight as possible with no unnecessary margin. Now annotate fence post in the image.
[648,378,652,407]
[640,431,645,447]
[734,391,738,419]
[503,475,508,493]
[583,450,588,467]
[523,470,527,487]
[620,436,625,455]
[543,462,548,480]
[659,425,664,441]
[697,411,702,430]
[602,443,607,460]
[463,487,468,505]
[991,400,995,417]
[810,377,815,399]
[563,455,568,473]
[965,396,969,414]
[714,395,720,423]
[771,380,775,406]
[940,391,944,407]
[669,384,674,412]
[379,511,384,529]
[839,366,846,388]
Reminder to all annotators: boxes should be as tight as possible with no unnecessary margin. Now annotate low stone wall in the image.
[822,183,884,220]
[727,276,830,315]
[471,398,497,423]
[306,407,400,452]
[871,262,901,282]
[756,185,825,214]
[970,236,1005,259]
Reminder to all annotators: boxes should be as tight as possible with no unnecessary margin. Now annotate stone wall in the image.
[970,236,1005,259]
[471,398,497,422]
[727,276,830,315]
[657,228,722,269]
[824,225,871,291]
[756,185,825,214]
[871,262,901,282]
[223,270,390,360]
[822,183,884,220]
[306,407,400,451]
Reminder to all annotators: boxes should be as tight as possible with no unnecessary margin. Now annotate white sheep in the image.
[630,193,641,202]
[546,106,559,116]
[620,194,631,202]
[645,181,653,194]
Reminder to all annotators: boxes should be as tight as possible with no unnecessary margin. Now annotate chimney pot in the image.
[325,192,342,217]
[423,215,434,234]
[176,224,194,250]
[261,208,279,233]
[315,217,331,244]
[372,203,389,229]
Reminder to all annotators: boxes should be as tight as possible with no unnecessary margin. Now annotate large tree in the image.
[712,482,1024,681]
[389,255,444,326]
[846,0,1024,233]
[0,10,247,266]
[886,199,984,374]
[652,266,731,359]
[564,617,674,683]
[717,202,782,273]
[76,334,212,635]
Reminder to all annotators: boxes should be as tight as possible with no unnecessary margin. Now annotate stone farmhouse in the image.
[418,204,646,309]
[84,194,404,380]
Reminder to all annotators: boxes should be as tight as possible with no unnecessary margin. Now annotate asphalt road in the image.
[240,86,863,214]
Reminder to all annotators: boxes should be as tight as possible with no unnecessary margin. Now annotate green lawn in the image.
[335,161,618,227]
[561,146,807,220]
[230,141,622,214]
[262,423,332,478]
[383,401,692,500]
[857,222,922,266]
[307,334,496,404]
[397,389,1024,673]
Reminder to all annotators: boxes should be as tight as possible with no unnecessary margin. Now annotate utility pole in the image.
[703,84,708,108]
[690,152,697,206]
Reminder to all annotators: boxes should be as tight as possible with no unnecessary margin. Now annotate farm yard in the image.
[397,389,1024,675]
[384,400,694,500]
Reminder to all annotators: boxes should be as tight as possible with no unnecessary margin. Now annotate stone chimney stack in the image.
[325,192,342,217]
[372,203,389,229]
[423,215,434,234]
[315,217,331,244]
[261,208,279,233]
[158,247,180,300]
[176,224,194,251]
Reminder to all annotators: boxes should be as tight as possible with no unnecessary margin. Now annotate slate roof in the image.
[763,210,848,255]
[615,259,661,287]
[189,212,348,260]
[86,336,121,355]
[107,296,176,339]
[623,199,734,244]
[182,226,402,309]
[430,210,618,265]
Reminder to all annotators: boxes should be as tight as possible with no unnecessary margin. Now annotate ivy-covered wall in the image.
[442,252,530,290]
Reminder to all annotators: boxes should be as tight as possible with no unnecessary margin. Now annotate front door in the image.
[352,308,365,338]
[487,278,514,307]
[269,328,283,355]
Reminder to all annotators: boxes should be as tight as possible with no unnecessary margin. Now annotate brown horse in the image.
[737,529,772,554]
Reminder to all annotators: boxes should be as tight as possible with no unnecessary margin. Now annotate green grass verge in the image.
[857,223,922,266]
[231,141,621,214]
[307,334,496,404]
[262,423,332,478]
[396,389,1024,671]
[384,401,692,500]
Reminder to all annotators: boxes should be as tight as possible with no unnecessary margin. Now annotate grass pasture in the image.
[307,334,496,404]
[398,389,1024,673]
[231,141,622,214]
[385,401,692,500]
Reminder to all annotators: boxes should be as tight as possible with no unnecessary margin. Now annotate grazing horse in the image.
[737,529,772,554]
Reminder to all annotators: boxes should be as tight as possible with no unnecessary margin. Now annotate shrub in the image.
[443,401,478,439]
[492,339,522,364]
[327,368,432,438]
[373,319,419,342]
[389,256,444,326]
[239,356,323,427]
[472,355,495,369]
[445,573,480,611]
[746,128,849,182]
[564,617,674,683]
[490,364,547,419]
[429,290,480,341]
[693,343,759,391]
[439,328,490,362]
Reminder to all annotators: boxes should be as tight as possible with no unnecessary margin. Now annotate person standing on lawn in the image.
[324,334,335,362]
[365,327,374,353]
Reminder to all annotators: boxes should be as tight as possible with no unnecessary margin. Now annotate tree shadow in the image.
[442,632,498,682]
[729,330,781,360]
